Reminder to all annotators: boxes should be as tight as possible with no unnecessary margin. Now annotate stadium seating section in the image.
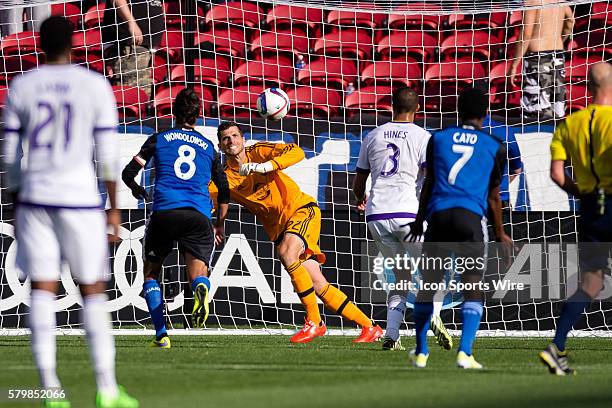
[1,1,610,118]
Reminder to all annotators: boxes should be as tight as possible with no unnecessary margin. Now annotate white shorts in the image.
[367,218,424,259]
[16,206,109,284]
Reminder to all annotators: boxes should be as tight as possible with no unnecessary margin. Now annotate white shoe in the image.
[456,351,483,369]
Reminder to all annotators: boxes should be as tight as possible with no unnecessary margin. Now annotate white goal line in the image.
[2,328,611,338]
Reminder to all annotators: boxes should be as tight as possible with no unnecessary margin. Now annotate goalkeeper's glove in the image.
[131,184,148,200]
[239,161,274,176]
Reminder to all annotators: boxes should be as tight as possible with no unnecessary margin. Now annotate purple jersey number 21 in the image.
[30,101,72,149]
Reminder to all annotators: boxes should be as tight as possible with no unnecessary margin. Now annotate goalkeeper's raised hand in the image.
[239,161,274,176]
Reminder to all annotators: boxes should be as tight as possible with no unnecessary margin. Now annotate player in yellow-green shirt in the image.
[540,62,612,376]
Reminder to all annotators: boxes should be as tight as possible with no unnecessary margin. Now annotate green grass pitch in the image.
[1,336,611,408]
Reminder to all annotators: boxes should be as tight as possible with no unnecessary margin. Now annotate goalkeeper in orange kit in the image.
[211,121,382,343]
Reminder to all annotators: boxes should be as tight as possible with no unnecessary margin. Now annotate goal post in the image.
[1,0,611,337]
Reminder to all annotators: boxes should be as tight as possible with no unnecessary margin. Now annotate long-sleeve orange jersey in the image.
[210,142,316,241]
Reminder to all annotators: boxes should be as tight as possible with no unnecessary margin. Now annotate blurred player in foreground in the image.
[2,16,137,408]
[352,87,452,351]
[409,88,511,369]
[122,88,230,347]
[541,62,612,375]
[213,121,383,343]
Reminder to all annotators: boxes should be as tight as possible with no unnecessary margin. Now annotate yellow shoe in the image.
[430,315,453,350]
[409,349,429,368]
[96,386,139,408]
[192,283,210,328]
[456,351,483,369]
[44,398,71,408]
[149,336,171,349]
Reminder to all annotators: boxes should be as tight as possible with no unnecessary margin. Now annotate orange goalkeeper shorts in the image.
[275,203,326,264]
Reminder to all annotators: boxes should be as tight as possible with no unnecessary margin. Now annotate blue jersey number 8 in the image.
[174,145,197,180]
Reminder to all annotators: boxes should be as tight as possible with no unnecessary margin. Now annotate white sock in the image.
[83,294,118,397]
[30,289,61,389]
[385,294,407,341]
[432,301,443,318]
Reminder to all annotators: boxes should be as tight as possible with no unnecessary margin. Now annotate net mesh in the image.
[1,0,611,336]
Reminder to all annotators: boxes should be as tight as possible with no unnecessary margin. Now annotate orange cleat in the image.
[290,319,327,343]
[353,325,383,343]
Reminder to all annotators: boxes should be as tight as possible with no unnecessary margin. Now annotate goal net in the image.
[1,0,611,337]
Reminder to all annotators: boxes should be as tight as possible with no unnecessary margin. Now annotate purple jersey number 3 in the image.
[30,101,72,149]
[380,142,400,177]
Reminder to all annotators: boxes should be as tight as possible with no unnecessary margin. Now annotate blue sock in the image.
[191,276,211,293]
[459,301,483,356]
[553,289,591,352]
[143,280,166,339]
[414,302,433,355]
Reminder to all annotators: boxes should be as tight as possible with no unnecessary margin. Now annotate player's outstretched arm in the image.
[211,151,230,245]
[352,170,369,212]
[488,146,511,243]
[408,139,434,241]
[239,143,305,176]
[121,134,157,200]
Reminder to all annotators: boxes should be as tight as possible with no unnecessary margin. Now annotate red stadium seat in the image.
[489,89,521,111]
[569,31,612,58]
[83,3,105,28]
[440,31,502,61]
[163,1,205,28]
[0,86,8,109]
[218,86,261,118]
[266,5,324,32]
[1,54,37,84]
[574,2,612,32]
[250,29,310,60]
[286,87,342,118]
[0,31,40,56]
[50,2,81,27]
[507,10,523,38]
[170,58,232,89]
[566,56,605,85]
[112,86,149,118]
[425,59,486,84]
[448,12,507,30]
[361,60,422,89]
[233,60,294,87]
[152,55,170,84]
[196,27,247,59]
[326,10,386,29]
[154,85,213,117]
[345,85,392,116]
[377,32,437,62]
[489,61,521,111]
[205,2,263,29]
[313,29,374,60]
[297,58,358,90]
[157,31,186,63]
[424,59,486,111]
[72,29,102,64]
[566,84,591,112]
[74,53,104,74]
[388,3,446,31]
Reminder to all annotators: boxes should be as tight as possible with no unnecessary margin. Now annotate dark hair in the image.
[217,121,243,137]
[40,16,73,58]
[392,87,419,114]
[174,88,201,125]
[458,87,488,121]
